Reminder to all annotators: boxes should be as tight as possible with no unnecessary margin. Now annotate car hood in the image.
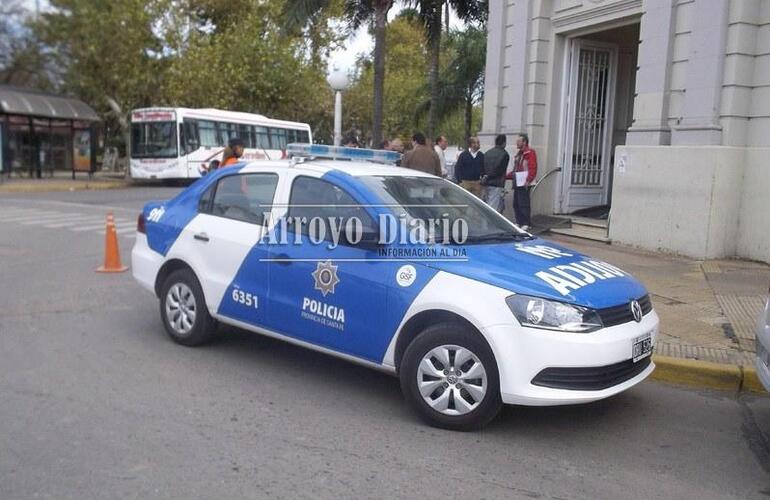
[421,237,647,309]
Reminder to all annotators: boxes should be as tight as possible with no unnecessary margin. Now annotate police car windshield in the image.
[359,176,530,243]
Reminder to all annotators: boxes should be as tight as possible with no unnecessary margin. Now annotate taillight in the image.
[137,213,146,234]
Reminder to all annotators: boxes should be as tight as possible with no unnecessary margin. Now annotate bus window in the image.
[198,120,217,147]
[238,123,253,147]
[216,122,235,146]
[131,121,177,158]
[270,128,287,150]
[298,130,310,143]
[255,126,270,149]
[182,119,200,155]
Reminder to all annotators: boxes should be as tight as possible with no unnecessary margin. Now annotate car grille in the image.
[531,356,652,391]
[597,294,653,327]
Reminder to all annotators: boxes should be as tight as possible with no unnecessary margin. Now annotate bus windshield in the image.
[131,121,177,158]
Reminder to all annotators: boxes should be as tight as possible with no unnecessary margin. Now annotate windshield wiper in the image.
[463,231,534,244]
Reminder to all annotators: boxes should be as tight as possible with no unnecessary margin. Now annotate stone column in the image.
[480,0,531,144]
[670,0,730,145]
[480,0,508,140]
[626,0,676,145]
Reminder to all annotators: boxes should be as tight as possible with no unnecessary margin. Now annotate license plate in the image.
[632,334,653,363]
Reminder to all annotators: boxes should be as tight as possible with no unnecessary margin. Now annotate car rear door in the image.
[185,172,280,325]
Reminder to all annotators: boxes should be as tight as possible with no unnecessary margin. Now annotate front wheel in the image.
[400,322,502,431]
[159,268,217,346]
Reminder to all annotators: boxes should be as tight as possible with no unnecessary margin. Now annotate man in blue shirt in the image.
[455,136,484,197]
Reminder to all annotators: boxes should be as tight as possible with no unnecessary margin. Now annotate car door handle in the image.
[193,232,210,242]
[274,253,292,265]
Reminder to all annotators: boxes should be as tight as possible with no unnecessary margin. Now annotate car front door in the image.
[264,175,391,363]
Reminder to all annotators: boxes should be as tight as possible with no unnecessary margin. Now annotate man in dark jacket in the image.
[401,132,442,176]
[481,134,510,213]
[455,136,484,197]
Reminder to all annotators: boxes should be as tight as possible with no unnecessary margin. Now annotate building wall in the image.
[737,149,770,261]
[609,145,770,261]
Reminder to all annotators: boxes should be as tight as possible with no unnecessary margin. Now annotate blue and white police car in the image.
[132,144,658,430]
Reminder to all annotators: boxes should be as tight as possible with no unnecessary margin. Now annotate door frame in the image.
[557,38,618,214]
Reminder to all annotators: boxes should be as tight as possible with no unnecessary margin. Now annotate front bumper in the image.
[485,310,659,406]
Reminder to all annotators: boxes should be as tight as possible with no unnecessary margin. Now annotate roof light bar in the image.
[286,143,401,165]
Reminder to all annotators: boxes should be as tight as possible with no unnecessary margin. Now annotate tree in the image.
[415,26,485,142]
[282,0,394,145]
[344,13,429,143]
[406,0,486,139]
[0,1,54,89]
[35,0,170,114]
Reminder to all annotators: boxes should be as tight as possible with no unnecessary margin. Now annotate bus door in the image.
[180,119,207,177]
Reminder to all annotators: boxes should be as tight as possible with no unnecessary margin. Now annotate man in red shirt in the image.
[513,133,537,230]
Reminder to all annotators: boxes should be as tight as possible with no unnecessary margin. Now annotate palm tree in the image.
[414,26,485,142]
[282,0,393,146]
[407,0,486,140]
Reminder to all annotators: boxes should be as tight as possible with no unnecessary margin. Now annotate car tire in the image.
[400,322,502,431]
[159,268,218,346]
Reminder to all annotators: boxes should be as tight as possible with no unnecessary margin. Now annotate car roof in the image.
[238,159,435,178]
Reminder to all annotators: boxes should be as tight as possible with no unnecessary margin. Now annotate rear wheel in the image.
[159,268,217,346]
[400,322,502,430]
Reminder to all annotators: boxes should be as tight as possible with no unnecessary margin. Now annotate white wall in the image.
[610,146,770,263]
[737,149,770,261]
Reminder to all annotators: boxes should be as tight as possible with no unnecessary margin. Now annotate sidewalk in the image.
[0,170,132,193]
[544,232,768,393]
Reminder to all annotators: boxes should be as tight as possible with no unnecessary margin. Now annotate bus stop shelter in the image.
[0,85,100,178]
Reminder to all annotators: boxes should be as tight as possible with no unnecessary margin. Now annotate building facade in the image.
[481,0,770,263]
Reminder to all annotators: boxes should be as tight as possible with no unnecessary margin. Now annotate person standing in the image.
[481,134,510,213]
[401,132,442,176]
[513,133,538,230]
[433,135,449,178]
[220,136,245,167]
[455,136,484,197]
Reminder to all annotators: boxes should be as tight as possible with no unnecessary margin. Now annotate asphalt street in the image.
[1,186,769,500]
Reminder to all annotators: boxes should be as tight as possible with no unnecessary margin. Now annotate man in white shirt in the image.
[433,135,449,179]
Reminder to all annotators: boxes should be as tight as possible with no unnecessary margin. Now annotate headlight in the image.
[506,294,603,333]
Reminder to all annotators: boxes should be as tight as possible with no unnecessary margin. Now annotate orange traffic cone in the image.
[96,212,128,273]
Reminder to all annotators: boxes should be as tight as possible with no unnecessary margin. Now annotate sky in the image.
[328,6,464,73]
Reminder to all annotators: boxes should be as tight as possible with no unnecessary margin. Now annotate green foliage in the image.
[343,15,428,145]
[36,0,168,115]
[343,15,483,146]
[6,0,485,149]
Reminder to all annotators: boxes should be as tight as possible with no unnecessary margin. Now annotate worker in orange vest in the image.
[221,137,245,167]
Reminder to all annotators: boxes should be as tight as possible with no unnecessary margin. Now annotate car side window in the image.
[209,173,278,225]
[288,176,376,243]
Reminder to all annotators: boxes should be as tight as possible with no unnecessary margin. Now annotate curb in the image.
[0,180,130,193]
[651,355,766,394]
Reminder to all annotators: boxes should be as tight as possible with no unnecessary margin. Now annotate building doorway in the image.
[558,23,639,215]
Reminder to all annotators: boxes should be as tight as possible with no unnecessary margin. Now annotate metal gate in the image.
[560,40,617,213]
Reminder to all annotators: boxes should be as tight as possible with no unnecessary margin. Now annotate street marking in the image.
[20,214,85,225]
[42,219,93,229]
[0,208,37,217]
[0,212,66,222]
[44,216,105,228]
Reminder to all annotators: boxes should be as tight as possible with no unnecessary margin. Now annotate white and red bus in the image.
[129,107,312,180]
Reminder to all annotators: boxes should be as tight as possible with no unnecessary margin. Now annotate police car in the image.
[132,144,658,430]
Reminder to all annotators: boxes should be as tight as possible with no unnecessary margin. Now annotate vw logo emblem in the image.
[630,300,643,323]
